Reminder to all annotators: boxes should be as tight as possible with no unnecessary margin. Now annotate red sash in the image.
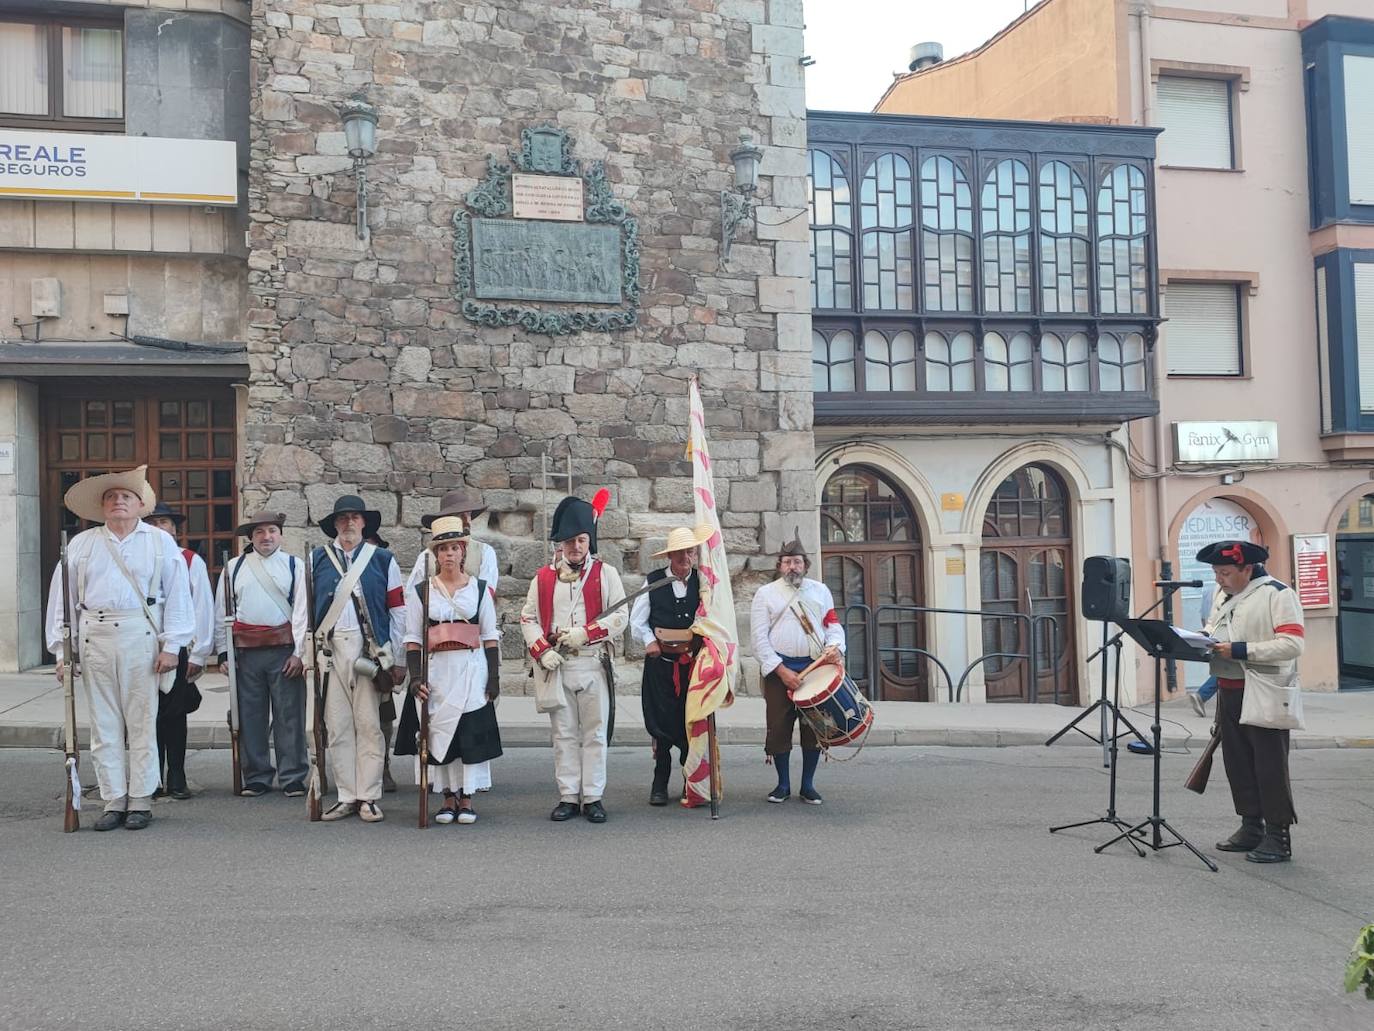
[181,548,195,569]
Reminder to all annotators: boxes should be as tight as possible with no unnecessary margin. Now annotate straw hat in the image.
[652,523,714,558]
[427,515,471,553]
[64,465,156,523]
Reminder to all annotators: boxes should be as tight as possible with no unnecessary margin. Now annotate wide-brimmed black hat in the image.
[237,510,285,537]
[1196,540,1269,566]
[549,496,597,550]
[319,494,381,539]
[420,488,487,529]
[147,502,186,526]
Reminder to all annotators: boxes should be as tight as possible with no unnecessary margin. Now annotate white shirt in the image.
[320,541,406,650]
[45,522,194,654]
[749,577,845,676]
[629,573,692,647]
[403,576,499,648]
[407,539,498,599]
[213,548,310,659]
[186,551,215,666]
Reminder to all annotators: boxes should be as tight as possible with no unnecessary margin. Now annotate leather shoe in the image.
[124,811,152,830]
[649,786,670,806]
[94,810,125,832]
[550,801,580,822]
[167,775,192,801]
[584,801,607,824]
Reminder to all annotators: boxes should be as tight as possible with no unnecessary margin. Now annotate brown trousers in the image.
[762,671,819,755]
[1217,686,1296,827]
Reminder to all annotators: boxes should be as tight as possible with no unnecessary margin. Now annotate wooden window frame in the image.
[0,13,126,133]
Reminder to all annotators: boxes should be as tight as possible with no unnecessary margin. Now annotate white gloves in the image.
[559,626,590,650]
[538,649,565,672]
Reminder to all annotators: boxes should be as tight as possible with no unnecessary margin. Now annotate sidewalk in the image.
[6,668,1374,750]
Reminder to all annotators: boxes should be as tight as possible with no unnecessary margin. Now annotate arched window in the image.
[1098,332,1147,391]
[812,329,855,391]
[984,331,1034,392]
[808,149,853,309]
[860,153,915,310]
[1097,164,1149,315]
[1041,332,1091,391]
[981,159,1032,313]
[924,330,975,391]
[1038,161,1091,314]
[982,463,1069,539]
[863,329,916,391]
[821,466,920,543]
[919,155,974,312]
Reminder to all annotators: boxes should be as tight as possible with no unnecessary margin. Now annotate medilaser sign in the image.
[0,129,236,205]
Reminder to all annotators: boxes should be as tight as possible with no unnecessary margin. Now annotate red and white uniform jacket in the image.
[520,557,628,661]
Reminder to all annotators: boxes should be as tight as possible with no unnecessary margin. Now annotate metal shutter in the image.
[1346,56,1374,206]
[1156,77,1233,169]
[1165,282,1241,376]
[1317,266,1332,432]
[1356,264,1374,412]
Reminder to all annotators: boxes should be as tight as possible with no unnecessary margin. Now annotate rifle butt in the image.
[307,785,322,822]
[64,778,79,833]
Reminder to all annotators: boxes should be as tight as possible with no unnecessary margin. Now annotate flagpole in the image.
[707,713,721,820]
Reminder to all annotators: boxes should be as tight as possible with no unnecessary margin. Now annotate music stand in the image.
[1095,613,1218,872]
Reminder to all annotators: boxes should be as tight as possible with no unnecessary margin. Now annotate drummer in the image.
[749,530,845,805]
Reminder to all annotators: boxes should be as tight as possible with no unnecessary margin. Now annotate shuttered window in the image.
[1346,56,1374,206]
[1166,282,1242,376]
[1156,77,1234,169]
[1317,266,1331,433]
[1356,264,1374,413]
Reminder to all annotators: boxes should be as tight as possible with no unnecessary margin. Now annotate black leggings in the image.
[156,649,192,784]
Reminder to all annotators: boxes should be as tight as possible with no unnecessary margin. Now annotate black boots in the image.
[550,801,580,822]
[1216,816,1264,852]
[1246,825,1292,864]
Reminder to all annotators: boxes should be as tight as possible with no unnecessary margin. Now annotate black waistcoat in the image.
[647,567,699,630]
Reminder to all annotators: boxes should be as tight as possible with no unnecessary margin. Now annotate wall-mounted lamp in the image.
[719,129,763,270]
[339,93,378,241]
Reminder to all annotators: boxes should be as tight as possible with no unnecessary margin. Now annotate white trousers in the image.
[80,610,160,811]
[549,656,609,804]
[324,629,384,804]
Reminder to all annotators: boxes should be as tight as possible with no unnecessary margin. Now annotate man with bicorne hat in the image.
[749,530,845,806]
[214,511,310,798]
[310,495,406,823]
[1196,539,1305,864]
[630,524,711,806]
[44,466,194,831]
[520,495,627,824]
[144,503,214,800]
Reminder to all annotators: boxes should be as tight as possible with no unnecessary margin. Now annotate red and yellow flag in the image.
[682,378,738,807]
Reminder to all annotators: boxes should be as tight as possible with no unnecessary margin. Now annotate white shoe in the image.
[457,807,477,825]
[434,807,456,825]
[1188,693,1207,718]
[358,801,385,823]
[320,801,356,822]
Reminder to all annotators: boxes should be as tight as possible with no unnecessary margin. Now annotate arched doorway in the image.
[819,465,926,701]
[979,463,1075,703]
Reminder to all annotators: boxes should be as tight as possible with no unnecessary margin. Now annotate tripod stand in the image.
[1095,591,1218,872]
[1047,620,1147,851]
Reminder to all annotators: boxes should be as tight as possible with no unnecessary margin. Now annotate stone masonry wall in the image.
[246,0,815,685]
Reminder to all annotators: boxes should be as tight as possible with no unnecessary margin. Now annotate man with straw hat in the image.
[309,495,406,823]
[630,524,712,806]
[44,466,194,831]
[214,510,310,799]
[144,503,214,800]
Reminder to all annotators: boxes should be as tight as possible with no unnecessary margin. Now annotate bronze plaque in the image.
[470,217,622,304]
[512,174,584,222]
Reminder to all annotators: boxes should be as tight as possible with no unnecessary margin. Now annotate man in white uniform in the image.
[521,496,627,824]
[749,532,845,805]
[46,466,194,831]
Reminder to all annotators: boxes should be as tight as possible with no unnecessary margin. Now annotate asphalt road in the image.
[2,742,1370,1031]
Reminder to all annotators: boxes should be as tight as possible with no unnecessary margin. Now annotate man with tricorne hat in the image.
[520,495,628,824]
[1196,539,1305,864]
[749,530,845,805]
[144,503,214,800]
[310,495,406,823]
[630,524,711,806]
[44,466,194,831]
[214,511,310,798]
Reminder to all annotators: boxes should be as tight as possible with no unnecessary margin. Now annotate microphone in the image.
[1154,579,1203,588]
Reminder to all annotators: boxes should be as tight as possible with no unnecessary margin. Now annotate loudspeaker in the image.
[1082,556,1131,622]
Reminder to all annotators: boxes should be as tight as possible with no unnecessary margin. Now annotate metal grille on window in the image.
[1041,332,1091,391]
[1098,332,1146,391]
[920,155,974,312]
[924,330,975,391]
[1097,165,1149,315]
[984,331,1034,391]
[864,330,916,391]
[812,329,855,391]
[860,153,915,310]
[808,149,853,310]
[981,159,1032,312]
[1037,161,1091,314]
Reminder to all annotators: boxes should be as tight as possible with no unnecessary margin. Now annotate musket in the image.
[221,548,242,797]
[417,551,431,829]
[59,531,80,833]
[304,545,328,821]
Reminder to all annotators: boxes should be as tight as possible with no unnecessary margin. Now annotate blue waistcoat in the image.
[312,543,396,648]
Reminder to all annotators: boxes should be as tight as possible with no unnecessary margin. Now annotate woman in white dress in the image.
[395,516,502,825]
